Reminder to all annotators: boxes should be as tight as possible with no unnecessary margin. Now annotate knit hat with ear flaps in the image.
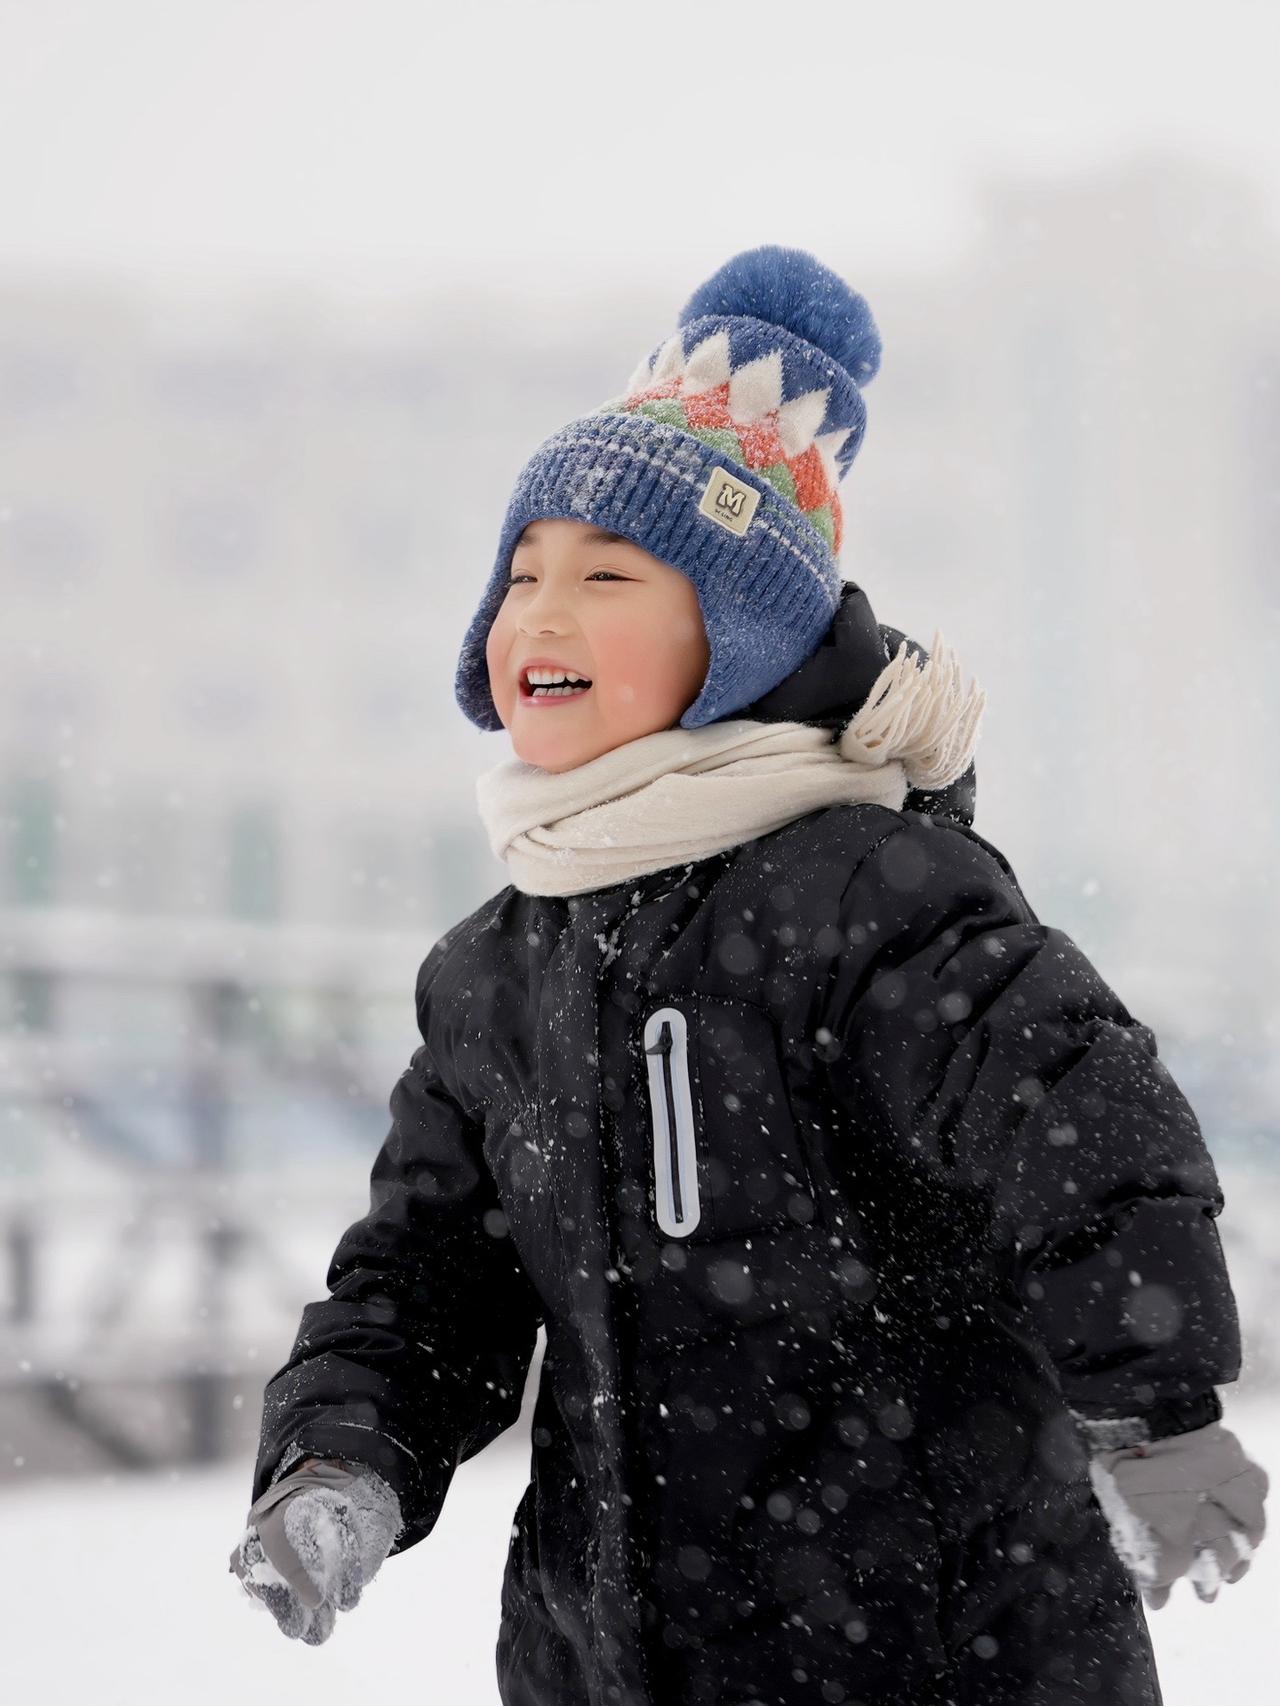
[453,244,883,733]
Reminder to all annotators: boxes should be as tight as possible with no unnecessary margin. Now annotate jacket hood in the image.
[734,579,977,828]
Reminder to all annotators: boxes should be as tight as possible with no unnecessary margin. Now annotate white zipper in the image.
[642,1005,701,1238]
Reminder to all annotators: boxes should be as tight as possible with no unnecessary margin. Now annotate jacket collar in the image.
[738,580,977,829]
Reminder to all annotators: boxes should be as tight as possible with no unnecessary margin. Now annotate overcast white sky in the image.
[1,0,1277,305]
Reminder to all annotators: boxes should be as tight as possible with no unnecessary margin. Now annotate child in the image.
[231,246,1268,1705]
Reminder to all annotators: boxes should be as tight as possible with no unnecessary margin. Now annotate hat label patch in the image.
[699,465,760,536]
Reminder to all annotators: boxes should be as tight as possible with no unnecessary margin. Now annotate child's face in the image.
[484,517,711,773]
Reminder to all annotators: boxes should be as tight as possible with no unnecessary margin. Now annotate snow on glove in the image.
[1088,1420,1269,1610]
[229,1456,403,1645]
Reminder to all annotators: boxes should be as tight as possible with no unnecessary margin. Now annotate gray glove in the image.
[1088,1420,1269,1609]
[229,1455,403,1644]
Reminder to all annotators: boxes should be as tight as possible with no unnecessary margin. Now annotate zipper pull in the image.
[646,1023,673,1060]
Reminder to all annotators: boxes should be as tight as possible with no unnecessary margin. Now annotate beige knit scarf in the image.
[475,630,987,897]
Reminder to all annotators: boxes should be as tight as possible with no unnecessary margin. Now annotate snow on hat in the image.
[453,244,883,732]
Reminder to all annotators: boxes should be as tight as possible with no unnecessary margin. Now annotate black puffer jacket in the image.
[249,585,1241,1706]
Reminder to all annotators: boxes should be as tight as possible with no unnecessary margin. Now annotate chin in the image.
[536,753,590,775]
[512,730,612,772]
[512,735,575,772]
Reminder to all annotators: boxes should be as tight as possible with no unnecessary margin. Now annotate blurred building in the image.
[1,151,1275,1009]
[846,151,1279,1025]
[2,149,1278,1485]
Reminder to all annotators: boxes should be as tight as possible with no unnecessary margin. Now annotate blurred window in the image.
[177,674,268,736]
[0,344,83,417]
[227,800,281,921]
[343,503,416,578]
[5,774,59,905]
[164,494,264,575]
[1,503,92,583]
[150,349,285,418]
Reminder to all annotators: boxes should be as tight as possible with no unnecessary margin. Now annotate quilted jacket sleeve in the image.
[820,810,1242,1442]
[248,931,543,1554]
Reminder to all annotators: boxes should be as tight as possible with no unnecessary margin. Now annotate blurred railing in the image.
[2,905,1277,1487]
[0,905,438,1482]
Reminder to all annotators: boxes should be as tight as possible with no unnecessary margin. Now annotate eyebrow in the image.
[514,525,633,549]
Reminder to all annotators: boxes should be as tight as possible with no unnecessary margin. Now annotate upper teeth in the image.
[527,668,589,685]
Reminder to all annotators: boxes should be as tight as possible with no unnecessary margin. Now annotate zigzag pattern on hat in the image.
[597,324,857,555]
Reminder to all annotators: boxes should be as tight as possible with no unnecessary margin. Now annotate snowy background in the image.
[0,1383,1276,1706]
[3,1,1279,1700]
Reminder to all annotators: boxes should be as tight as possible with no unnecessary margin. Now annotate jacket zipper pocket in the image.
[642,1005,701,1238]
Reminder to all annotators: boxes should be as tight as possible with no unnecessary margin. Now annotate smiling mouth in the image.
[519,670,594,703]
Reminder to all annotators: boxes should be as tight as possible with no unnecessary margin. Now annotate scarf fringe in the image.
[838,627,987,791]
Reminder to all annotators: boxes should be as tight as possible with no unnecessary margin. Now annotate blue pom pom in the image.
[677,244,881,386]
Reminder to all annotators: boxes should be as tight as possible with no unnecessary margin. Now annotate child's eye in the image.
[506,570,626,586]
